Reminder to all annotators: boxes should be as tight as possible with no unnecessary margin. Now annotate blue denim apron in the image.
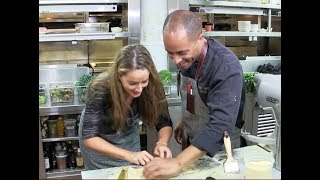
[79,108,141,170]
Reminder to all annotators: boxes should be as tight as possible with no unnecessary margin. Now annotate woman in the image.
[79,44,173,170]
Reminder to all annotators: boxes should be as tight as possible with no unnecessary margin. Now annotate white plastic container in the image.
[244,153,275,179]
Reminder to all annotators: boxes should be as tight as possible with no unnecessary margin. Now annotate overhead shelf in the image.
[42,137,79,142]
[39,0,128,5]
[189,0,281,10]
[39,104,85,116]
[203,31,281,37]
[39,0,127,12]
[39,32,130,42]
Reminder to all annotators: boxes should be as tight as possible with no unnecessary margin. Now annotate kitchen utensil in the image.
[117,166,127,180]
[223,131,240,173]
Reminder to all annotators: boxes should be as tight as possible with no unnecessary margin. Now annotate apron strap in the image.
[176,40,208,96]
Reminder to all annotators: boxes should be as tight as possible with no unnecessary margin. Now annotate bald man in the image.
[143,10,245,179]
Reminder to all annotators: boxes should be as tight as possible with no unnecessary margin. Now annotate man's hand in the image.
[154,142,172,158]
[143,157,183,179]
[174,120,184,145]
[126,151,154,166]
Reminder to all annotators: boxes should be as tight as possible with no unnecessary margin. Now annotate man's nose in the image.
[171,54,183,65]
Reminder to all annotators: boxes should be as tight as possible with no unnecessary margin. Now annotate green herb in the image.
[76,74,94,86]
[159,70,173,86]
[243,72,258,93]
[76,74,94,103]
[39,95,46,104]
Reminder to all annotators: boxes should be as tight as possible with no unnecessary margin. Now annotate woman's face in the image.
[119,69,150,98]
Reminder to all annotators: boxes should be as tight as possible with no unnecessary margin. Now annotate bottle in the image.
[67,141,76,169]
[43,144,50,172]
[49,144,57,170]
[76,148,84,167]
[56,116,64,137]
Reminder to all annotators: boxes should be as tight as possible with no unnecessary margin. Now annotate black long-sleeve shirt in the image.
[182,38,245,157]
[82,73,172,140]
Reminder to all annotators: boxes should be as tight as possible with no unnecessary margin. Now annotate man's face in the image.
[163,30,201,70]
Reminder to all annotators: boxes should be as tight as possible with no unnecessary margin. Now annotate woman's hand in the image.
[174,120,184,145]
[143,157,183,179]
[154,142,172,158]
[127,151,154,166]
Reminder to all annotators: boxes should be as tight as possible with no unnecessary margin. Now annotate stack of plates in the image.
[238,21,251,32]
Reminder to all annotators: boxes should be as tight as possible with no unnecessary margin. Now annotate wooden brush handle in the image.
[223,131,233,161]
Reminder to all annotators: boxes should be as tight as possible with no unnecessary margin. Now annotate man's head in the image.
[163,10,205,70]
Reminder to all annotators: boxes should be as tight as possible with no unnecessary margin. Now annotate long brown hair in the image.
[87,44,170,132]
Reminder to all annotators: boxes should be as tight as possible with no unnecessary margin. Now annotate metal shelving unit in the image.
[42,136,79,142]
[189,0,281,9]
[39,32,129,42]
[203,31,280,37]
[39,0,128,5]
[39,104,85,116]
[189,0,281,36]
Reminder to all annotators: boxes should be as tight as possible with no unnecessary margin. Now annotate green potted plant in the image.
[243,72,258,93]
[76,74,94,103]
[159,70,173,96]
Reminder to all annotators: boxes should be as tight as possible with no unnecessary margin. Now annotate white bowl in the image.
[111,27,122,33]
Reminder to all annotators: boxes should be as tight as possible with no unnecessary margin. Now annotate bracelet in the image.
[156,141,168,146]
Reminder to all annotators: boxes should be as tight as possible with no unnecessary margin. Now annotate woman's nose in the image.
[136,84,143,92]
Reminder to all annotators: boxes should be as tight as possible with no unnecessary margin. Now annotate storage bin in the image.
[39,83,47,106]
[64,118,77,137]
[49,82,74,106]
[75,23,110,33]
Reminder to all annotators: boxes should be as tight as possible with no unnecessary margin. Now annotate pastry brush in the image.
[223,131,240,173]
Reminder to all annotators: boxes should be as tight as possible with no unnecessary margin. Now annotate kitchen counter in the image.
[81,145,281,179]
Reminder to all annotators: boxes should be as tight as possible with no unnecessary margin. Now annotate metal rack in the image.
[189,0,281,38]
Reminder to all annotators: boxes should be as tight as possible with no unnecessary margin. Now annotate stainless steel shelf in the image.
[39,32,130,42]
[39,104,85,116]
[46,167,83,179]
[39,0,128,5]
[189,0,281,10]
[42,136,79,142]
[203,31,281,37]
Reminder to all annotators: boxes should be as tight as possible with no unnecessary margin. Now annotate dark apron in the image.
[178,42,208,149]
[79,108,141,170]
[179,42,240,150]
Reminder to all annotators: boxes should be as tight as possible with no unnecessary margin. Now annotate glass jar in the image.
[47,119,57,138]
[64,119,76,137]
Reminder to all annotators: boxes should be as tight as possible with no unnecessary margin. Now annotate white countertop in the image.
[81,145,281,179]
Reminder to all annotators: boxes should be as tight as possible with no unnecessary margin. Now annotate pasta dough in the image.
[126,165,201,179]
